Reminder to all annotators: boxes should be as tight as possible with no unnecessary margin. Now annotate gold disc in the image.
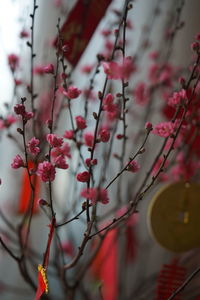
[147,182,200,253]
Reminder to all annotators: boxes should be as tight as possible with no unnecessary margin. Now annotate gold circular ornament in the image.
[147,182,200,253]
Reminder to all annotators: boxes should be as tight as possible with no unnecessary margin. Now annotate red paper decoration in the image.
[55,0,112,66]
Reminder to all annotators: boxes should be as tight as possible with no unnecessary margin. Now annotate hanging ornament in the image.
[156,259,186,300]
[147,182,200,252]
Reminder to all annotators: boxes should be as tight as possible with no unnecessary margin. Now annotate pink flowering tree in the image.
[0,0,200,299]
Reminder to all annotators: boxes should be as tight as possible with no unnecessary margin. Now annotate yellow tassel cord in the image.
[38,264,49,294]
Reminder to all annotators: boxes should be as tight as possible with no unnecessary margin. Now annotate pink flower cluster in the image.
[152,121,178,138]
[102,56,135,80]
[85,158,98,167]
[27,137,40,156]
[14,103,34,121]
[103,93,119,121]
[81,187,109,205]
[37,161,56,182]
[51,140,71,170]
[168,89,187,107]
[11,154,24,169]
[46,134,63,148]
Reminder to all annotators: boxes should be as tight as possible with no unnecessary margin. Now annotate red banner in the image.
[56,0,112,66]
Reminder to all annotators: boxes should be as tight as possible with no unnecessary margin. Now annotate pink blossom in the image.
[14,104,34,121]
[121,56,136,79]
[126,160,140,173]
[145,122,153,131]
[84,132,94,147]
[60,142,71,158]
[24,111,34,121]
[63,130,74,139]
[133,82,149,105]
[116,134,124,139]
[63,86,82,99]
[33,65,45,75]
[195,32,200,41]
[149,51,159,60]
[11,155,24,169]
[81,187,109,205]
[38,198,48,206]
[3,115,17,128]
[37,161,56,182]
[102,56,135,80]
[152,121,177,138]
[20,30,29,38]
[101,29,112,37]
[105,40,114,51]
[106,104,119,121]
[81,64,93,74]
[27,137,40,155]
[14,79,22,85]
[191,42,199,51]
[168,89,187,107]
[8,54,19,71]
[99,128,110,142]
[85,158,97,167]
[102,61,121,80]
[76,171,90,182]
[14,104,26,116]
[103,93,114,111]
[75,116,87,130]
[54,155,68,169]
[51,142,71,159]
[43,63,54,74]
[46,134,63,148]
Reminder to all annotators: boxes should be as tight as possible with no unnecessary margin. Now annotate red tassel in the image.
[90,229,118,300]
[156,259,186,300]
[125,226,137,262]
[34,217,55,300]
[18,161,40,214]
